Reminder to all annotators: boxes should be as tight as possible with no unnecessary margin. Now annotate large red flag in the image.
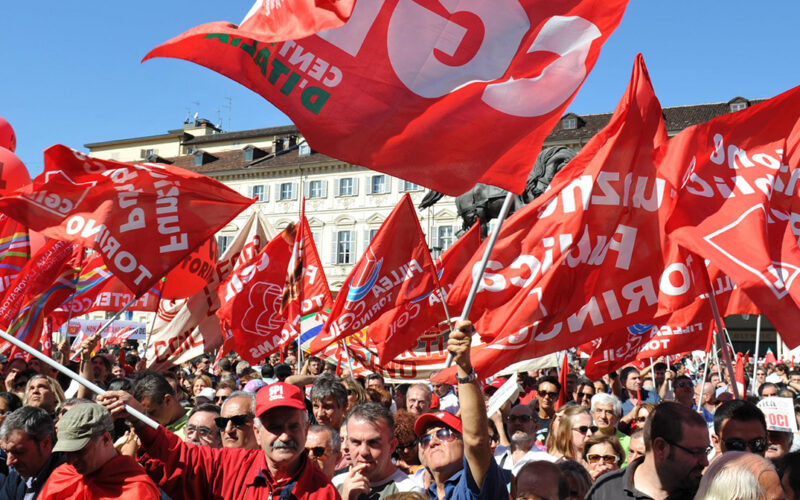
[0,214,30,297]
[308,194,438,354]
[0,145,253,296]
[437,55,703,382]
[217,227,295,364]
[368,222,481,362]
[240,0,355,42]
[658,85,800,347]
[144,0,629,196]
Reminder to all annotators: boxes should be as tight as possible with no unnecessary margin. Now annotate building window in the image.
[400,180,421,192]
[730,101,747,112]
[250,185,267,202]
[279,182,296,201]
[307,180,327,199]
[434,226,454,255]
[562,117,577,130]
[369,175,387,194]
[140,148,158,159]
[336,231,354,264]
[336,177,358,197]
[311,231,322,251]
[299,142,311,156]
[217,235,235,255]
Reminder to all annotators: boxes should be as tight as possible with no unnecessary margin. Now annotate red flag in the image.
[735,352,746,397]
[556,352,568,410]
[0,145,253,296]
[658,84,800,347]
[764,348,777,366]
[308,194,438,354]
[240,0,355,42]
[368,222,481,362]
[0,214,30,298]
[217,227,296,364]
[144,0,629,196]
[438,55,701,381]
[0,239,82,352]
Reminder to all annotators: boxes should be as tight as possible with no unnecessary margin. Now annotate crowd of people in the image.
[0,320,796,499]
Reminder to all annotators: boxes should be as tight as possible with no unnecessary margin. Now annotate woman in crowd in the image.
[0,392,21,427]
[393,410,422,475]
[192,374,213,397]
[582,434,625,481]
[618,402,655,434]
[558,460,593,500]
[342,376,367,414]
[547,405,595,466]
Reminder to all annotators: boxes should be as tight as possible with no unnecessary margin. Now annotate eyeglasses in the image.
[665,439,713,458]
[575,392,594,399]
[420,428,459,449]
[573,426,598,435]
[306,446,328,458]
[724,437,768,454]
[539,391,559,399]
[587,454,619,465]
[214,414,254,429]
[506,415,535,424]
[186,425,214,439]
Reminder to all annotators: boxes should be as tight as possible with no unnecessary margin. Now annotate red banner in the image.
[145,0,628,196]
[368,222,481,362]
[437,55,703,382]
[658,84,800,348]
[0,214,30,298]
[240,0,355,42]
[218,227,295,364]
[309,194,438,354]
[0,145,253,296]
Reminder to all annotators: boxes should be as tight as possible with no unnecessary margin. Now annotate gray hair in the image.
[693,451,775,500]
[590,393,622,417]
[407,383,432,401]
[345,402,394,432]
[310,374,347,409]
[0,406,54,442]
[221,391,256,415]
[309,424,342,453]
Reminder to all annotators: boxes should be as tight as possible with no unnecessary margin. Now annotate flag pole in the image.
[445,191,515,367]
[144,284,163,357]
[94,295,140,340]
[696,349,710,411]
[751,315,762,396]
[703,274,739,399]
[340,340,354,376]
[0,328,158,429]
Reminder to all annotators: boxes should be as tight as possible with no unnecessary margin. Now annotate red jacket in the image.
[137,424,341,500]
[38,454,160,499]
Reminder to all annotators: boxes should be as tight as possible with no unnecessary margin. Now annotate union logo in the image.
[242,281,284,336]
[346,249,383,302]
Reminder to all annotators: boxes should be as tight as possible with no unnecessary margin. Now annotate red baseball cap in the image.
[255,382,306,417]
[483,378,506,394]
[414,411,463,438]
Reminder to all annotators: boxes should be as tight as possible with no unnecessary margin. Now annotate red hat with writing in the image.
[255,382,306,417]
[414,411,463,438]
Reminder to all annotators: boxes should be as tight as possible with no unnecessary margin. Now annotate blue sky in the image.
[2,1,798,176]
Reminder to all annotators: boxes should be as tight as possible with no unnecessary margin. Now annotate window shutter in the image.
[349,230,357,264]
[353,178,359,196]
[303,181,310,198]
[331,231,338,265]
[366,177,373,195]
[334,179,340,197]
[321,180,328,198]
[432,227,439,250]
[264,185,270,202]
[291,183,298,200]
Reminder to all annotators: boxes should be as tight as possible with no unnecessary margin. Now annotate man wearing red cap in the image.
[416,320,509,499]
[98,382,340,500]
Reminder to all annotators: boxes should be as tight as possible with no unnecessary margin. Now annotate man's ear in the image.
[711,433,722,454]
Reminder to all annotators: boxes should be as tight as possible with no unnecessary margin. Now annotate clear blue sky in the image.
[2,1,798,176]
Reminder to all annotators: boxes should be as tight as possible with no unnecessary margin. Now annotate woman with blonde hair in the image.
[24,374,65,415]
[547,405,596,465]
[191,374,213,396]
[342,376,366,414]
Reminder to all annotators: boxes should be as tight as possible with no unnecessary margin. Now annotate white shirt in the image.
[494,444,556,471]
[438,390,460,414]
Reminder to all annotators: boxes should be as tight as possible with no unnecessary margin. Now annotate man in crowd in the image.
[308,357,324,376]
[694,381,716,416]
[311,374,348,430]
[306,425,342,479]
[0,406,66,497]
[406,383,432,417]
[513,460,568,500]
[99,381,340,499]
[133,370,188,438]
[219,390,258,449]
[186,403,223,448]
[619,367,660,416]
[534,376,560,444]
[713,400,768,457]
[415,320,508,499]
[673,375,713,425]
[627,429,646,463]
[760,382,779,399]
[334,402,422,498]
[573,379,595,409]
[591,393,630,455]
[38,403,160,498]
[494,403,553,471]
[586,402,709,500]
[431,376,459,415]
[365,374,386,392]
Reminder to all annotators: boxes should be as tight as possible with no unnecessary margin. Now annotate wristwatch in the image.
[456,370,478,384]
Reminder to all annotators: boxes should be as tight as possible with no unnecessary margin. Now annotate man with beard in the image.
[494,403,554,471]
[586,402,709,500]
[99,382,339,499]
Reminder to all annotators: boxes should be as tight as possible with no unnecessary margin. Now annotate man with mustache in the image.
[99,382,340,499]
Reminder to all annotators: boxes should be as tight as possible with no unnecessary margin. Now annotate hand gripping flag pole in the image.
[445,191,515,368]
[0,328,159,429]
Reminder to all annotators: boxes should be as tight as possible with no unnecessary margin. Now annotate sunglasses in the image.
[214,414,254,429]
[506,415,535,424]
[539,391,559,399]
[420,428,459,449]
[587,453,618,465]
[574,425,598,435]
[575,392,594,399]
[306,446,328,458]
[724,437,767,454]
